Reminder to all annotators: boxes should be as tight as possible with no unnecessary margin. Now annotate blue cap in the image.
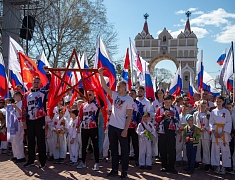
[185,114,193,121]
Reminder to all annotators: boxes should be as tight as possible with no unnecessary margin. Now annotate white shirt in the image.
[53,106,70,124]
[136,120,156,141]
[68,117,79,139]
[193,111,210,139]
[15,101,22,118]
[150,99,163,119]
[109,91,134,129]
[209,108,232,143]
[64,95,72,103]
[137,97,151,113]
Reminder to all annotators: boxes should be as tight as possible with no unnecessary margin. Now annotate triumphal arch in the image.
[135,12,198,92]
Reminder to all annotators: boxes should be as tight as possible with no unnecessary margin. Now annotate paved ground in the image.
[0,153,234,180]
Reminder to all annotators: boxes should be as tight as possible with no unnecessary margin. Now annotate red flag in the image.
[123,48,132,90]
[19,52,38,85]
[47,72,64,118]
[136,54,143,73]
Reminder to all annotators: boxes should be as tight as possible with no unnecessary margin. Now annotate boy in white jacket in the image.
[67,109,79,166]
[136,112,156,170]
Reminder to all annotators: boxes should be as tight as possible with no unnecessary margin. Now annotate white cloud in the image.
[174,8,235,43]
[215,25,235,43]
[175,10,185,15]
[169,27,208,39]
[194,11,204,15]
[169,29,182,38]
[188,8,197,12]
[190,8,235,27]
[190,27,209,38]
[173,24,182,27]
[175,8,203,15]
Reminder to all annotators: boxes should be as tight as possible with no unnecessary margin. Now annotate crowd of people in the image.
[0,67,235,179]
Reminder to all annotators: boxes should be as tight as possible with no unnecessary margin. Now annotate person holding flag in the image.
[99,67,134,179]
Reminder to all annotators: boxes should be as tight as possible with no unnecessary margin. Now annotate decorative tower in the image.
[135,12,198,92]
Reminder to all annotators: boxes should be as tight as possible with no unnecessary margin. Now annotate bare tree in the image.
[27,0,117,67]
[154,68,173,82]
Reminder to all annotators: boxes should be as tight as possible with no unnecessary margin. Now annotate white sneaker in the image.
[219,167,226,175]
[76,161,86,169]
[93,163,99,171]
[215,166,221,174]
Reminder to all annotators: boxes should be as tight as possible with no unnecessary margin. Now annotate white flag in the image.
[8,36,24,72]
[221,47,233,88]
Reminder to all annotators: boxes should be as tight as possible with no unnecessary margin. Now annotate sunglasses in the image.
[88,94,93,96]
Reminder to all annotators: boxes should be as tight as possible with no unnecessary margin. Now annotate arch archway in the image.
[148,55,179,75]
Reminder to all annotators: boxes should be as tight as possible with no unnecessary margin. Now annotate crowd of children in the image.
[1,84,235,177]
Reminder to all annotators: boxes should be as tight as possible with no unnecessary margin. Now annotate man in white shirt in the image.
[137,86,151,113]
[99,68,134,179]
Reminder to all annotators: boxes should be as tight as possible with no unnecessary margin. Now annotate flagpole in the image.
[129,37,134,88]
[232,41,234,103]
[200,50,203,100]
[7,36,10,98]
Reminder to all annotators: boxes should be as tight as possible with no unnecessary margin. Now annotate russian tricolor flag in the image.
[187,76,198,104]
[188,81,194,100]
[10,70,24,90]
[0,53,8,97]
[169,65,182,96]
[197,52,204,90]
[37,51,50,86]
[227,79,233,91]
[143,61,155,100]
[94,37,116,91]
[217,50,226,66]
[122,48,132,91]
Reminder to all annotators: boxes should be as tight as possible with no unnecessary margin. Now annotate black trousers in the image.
[128,128,139,161]
[81,128,99,163]
[26,117,46,165]
[109,125,129,172]
[158,130,176,170]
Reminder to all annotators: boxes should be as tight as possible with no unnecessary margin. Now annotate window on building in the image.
[163,36,166,42]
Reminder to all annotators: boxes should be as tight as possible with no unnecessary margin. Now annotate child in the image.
[194,100,211,171]
[103,109,111,161]
[136,112,156,170]
[155,94,180,174]
[11,92,26,163]
[209,96,232,174]
[67,109,79,165]
[183,114,201,174]
[45,115,54,161]
[175,104,189,166]
[52,108,67,164]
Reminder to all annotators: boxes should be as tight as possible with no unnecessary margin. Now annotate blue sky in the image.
[103,0,235,78]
